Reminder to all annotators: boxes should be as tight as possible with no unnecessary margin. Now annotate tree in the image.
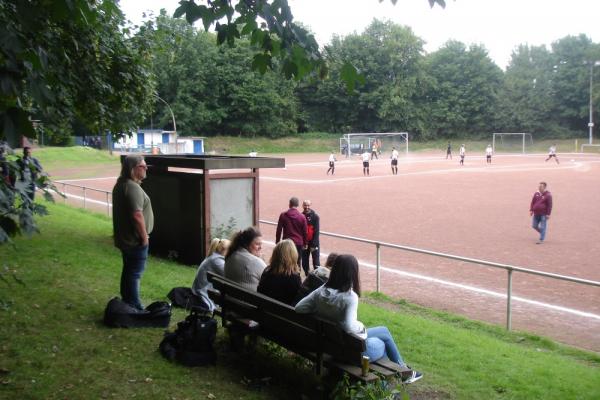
[138,12,299,137]
[498,44,556,136]
[297,19,429,135]
[425,41,503,138]
[0,0,155,146]
[173,0,446,90]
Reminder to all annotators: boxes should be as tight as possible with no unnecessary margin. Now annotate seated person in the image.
[224,227,266,291]
[295,254,423,384]
[257,239,302,306]
[191,238,230,312]
[296,252,337,300]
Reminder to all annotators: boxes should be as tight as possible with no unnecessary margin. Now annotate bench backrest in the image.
[207,272,365,363]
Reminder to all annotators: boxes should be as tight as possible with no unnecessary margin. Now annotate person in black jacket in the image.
[257,239,302,306]
[296,252,337,301]
[301,199,320,275]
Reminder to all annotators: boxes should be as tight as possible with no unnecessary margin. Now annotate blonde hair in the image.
[208,238,230,256]
[267,239,298,276]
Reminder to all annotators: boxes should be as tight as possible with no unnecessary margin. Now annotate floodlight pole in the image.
[589,62,600,145]
[154,94,177,154]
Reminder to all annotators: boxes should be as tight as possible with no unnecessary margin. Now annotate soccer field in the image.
[56,151,600,351]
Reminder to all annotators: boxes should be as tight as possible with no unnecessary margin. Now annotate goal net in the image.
[492,133,533,154]
[580,144,600,154]
[339,133,409,157]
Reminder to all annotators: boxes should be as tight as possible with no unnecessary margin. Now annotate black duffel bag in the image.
[159,306,217,366]
[103,297,171,328]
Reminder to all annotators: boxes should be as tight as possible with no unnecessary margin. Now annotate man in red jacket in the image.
[529,181,553,244]
[276,197,308,268]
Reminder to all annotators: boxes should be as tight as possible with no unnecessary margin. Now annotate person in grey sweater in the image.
[295,254,423,384]
[191,238,230,311]
[224,227,266,291]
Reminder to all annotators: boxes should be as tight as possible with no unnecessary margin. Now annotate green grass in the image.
[1,203,599,399]
[30,146,119,171]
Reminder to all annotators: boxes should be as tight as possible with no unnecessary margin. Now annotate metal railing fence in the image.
[58,182,112,217]
[52,182,600,331]
[259,220,600,330]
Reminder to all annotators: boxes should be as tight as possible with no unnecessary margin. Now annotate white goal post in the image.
[339,132,409,157]
[492,133,533,154]
[580,144,600,153]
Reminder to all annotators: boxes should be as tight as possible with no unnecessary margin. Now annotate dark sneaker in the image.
[402,370,423,384]
[536,240,544,244]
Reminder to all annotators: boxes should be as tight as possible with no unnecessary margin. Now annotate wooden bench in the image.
[206,272,411,383]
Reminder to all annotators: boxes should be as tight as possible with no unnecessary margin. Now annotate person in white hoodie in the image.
[295,254,423,384]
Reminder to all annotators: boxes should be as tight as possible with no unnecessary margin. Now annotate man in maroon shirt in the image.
[276,197,307,268]
[529,181,553,244]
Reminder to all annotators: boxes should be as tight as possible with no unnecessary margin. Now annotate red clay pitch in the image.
[56,151,600,351]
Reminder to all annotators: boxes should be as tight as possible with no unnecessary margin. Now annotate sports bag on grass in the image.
[159,306,217,366]
[103,297,171,328]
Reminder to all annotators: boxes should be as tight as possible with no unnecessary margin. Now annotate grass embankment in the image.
[1,202,599,399]
[203,135,587,155]
[25,146,120,180]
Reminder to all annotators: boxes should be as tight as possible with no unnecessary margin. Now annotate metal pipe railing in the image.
[55,182,112,217]
[259,219,600,330]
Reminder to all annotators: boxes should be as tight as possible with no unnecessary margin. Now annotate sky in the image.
[118,0,600,69]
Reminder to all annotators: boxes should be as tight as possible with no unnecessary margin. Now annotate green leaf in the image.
[340,62,365,92]
[252,54,271,74]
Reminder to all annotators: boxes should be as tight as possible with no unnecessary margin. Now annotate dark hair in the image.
[289,197,299,207]
[325,254,361,296]
[324,253,338,268]
[539,181,547,188]
[226,226,262,259]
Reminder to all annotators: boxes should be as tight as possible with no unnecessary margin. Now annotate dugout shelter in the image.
[124,154,285,265]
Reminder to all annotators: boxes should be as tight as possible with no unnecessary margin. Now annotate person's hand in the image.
[546,215,550,220]
[303,245,308,250]
[529,211,533,216]
[142,235,149,246]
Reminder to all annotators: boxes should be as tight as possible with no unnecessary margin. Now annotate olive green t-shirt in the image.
[112,178,154,249]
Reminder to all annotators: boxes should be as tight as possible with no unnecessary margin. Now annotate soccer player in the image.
[446,141,452,159]
[459,144,465,166]
[545,144,560,164]
[370,142,379,160]
[390,146,399,175]
[362,150,370,176]
[327,151,337,175]
[485,144,493,164]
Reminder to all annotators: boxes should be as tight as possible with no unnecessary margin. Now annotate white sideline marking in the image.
[260,161,595,184]
[261,240,600,321]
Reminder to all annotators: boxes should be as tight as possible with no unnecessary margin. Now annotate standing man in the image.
[459,144,466,166]
[17,147,43,200]
[529,181,552,244]
[276,197,307,268]
[112,155,154,310]
[446,141,452,159]
[327,151,336,175]
[390,146,399,175]
[362,149,370,176]
[545,144,560,164]
[301,200,320,276]
[485,144,493,164]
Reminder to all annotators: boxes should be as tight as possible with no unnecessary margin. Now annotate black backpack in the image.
[103,297,172,328]
[159,306,217,366]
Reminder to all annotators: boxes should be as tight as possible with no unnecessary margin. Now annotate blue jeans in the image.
[120,245,148,310]
[532,215,547,241]
[364,326,405,367]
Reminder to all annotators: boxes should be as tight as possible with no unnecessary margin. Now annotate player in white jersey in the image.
[361,150,370,176]
[459,144,466,165]
[485,144,493,164]
[390,146,399,175]
[545,144,559,164]
[327,151,337,175]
